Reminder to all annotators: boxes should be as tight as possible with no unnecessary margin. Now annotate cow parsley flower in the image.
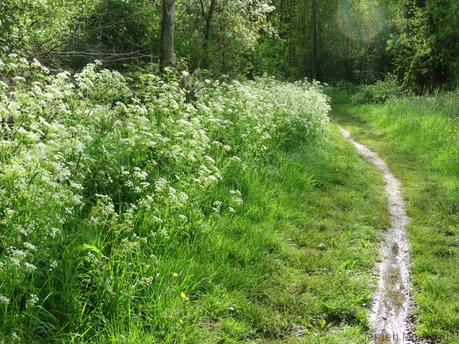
[24,262,37,272]
[26,294,39,308]
[24,242,37,251]
[49,260,58,271]
[0,295,10,305]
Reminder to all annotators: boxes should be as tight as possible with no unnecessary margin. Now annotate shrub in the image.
[352,75,403,104]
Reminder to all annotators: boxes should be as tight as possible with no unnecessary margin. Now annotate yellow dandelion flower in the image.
[172,272,178,278]
[180,292,189,301]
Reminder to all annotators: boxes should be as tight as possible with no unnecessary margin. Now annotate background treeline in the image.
[1,0,458,90]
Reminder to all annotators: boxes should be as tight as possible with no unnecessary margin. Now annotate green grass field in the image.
[1,124,389,343]
[332,94,459,343]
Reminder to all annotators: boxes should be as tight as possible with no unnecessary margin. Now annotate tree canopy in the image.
[1,0,457,89]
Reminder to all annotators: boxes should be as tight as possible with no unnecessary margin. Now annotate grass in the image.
[332,93,459,343]
[158,125,387,343]
[4,125,387,343]
[189,126,388,343]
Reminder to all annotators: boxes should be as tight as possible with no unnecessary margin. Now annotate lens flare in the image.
[336,0,386,42]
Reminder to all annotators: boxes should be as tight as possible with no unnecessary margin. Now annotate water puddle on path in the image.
[339,127,421,344]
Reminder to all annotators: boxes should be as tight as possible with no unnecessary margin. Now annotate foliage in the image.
[387,0,459,91]
[2,0,457,89]
[0,0,96,56]
[0,53,329,342]
[2,0,459,342]
[266,0,394,82]
[175,0,275,75]
[352,75,403,104]
[60,0,159,68]
[0,0,275,74]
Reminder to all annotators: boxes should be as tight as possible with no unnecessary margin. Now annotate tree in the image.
[160,0,176,69]
[388,0,459,90]
[311,0,318,79]
[200,0,217,67]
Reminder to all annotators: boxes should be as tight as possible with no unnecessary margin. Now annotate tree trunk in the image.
[201,0,217,67]
[160,0,176,70]
[203,0,217,50]
[311,0,318,79]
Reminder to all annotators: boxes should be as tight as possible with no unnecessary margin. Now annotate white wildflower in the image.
[33,85,42,94]
[10,258,20,267]
[155,178,168,192]
[178,192,189,203]
[49,228,61,238]
[49,260,58,271]
[204,156,215,164]
[24,242,37,251]
[75,140,85,153]
[13,76,25,83]
[10,249,26,259]
[19,228,29,237]
[26,294,39,308]
[32,58,42,67]
[152,216,163,224]
[0,295,10,305]
[24,262,37,272]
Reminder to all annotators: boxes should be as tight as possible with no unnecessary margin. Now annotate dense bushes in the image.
[351,75,403,104]
[0,54,329,342]
[388,0,459,91]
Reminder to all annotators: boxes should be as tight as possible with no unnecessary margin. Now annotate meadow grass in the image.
[0,56,331,343]
[332,94,459,343]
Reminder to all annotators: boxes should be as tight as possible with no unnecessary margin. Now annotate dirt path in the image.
[339,127,418,344]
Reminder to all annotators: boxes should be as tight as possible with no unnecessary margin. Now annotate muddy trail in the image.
[339,127,421,344]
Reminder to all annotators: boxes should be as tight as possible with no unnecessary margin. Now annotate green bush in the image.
[324,81,357,104]
[352,75,403,104]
